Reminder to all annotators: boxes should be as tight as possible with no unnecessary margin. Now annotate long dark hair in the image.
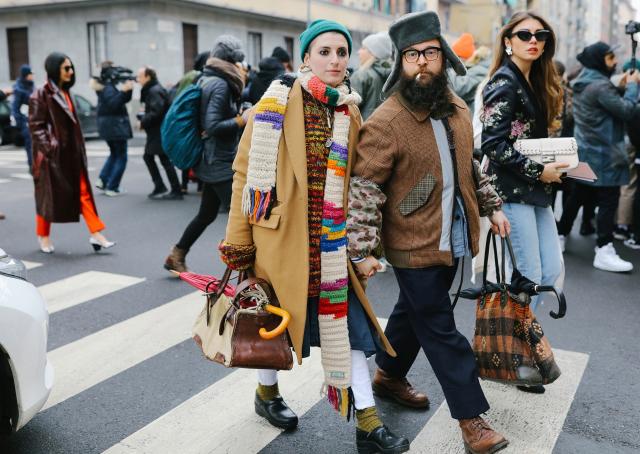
[44,52,76,90]
[489,11,562,126]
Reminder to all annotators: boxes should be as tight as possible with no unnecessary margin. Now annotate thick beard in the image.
[397,70,455,119]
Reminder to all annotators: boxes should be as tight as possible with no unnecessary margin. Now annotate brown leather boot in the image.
[372,368,430,409]
[164,245,189,273]
[459,417,508,454]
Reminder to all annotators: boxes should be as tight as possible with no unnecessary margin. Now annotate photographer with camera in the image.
[557,41,640,272]
[136,66,183,200]
[91,61,134,196]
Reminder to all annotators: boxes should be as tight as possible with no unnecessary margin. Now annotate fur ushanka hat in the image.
[383,11,466,95]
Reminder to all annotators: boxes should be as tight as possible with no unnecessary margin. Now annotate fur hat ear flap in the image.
[382,47,403,97]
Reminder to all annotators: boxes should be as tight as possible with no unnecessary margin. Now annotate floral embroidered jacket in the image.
[481,59,552,207]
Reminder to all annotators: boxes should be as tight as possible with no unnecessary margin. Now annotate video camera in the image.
[97,65,136,84]
[625,20,640,35]
[625,21,640,74]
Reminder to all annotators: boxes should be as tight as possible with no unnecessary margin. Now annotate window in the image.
[87,22,108,78]
[182,23,198,73]
[74,94,91,116]
[7,27,29,80]
[284,36,294,65]
[247,32,262,68]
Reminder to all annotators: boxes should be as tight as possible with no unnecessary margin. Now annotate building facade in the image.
[0,0,418,102]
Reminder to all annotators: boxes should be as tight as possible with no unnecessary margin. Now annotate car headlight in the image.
[0,247,27,280]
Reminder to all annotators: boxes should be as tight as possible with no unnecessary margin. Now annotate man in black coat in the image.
[92,62,134,196]
[136,66,182,200]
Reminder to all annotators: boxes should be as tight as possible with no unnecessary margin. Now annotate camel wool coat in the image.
[225,79,396,364]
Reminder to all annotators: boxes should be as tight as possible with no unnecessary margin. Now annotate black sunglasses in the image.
[512,30,551,42]
[62,65,74,72]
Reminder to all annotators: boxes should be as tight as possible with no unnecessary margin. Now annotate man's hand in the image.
[540,162,569,184]
[628,70,640,84]
[489,210,511,238]
[355,256,382,279]
[122,80,134,92]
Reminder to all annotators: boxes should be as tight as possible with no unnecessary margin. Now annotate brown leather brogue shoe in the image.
[372,368,430,409]
[459,417,508,454]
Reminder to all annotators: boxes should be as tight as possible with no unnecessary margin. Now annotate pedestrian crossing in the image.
[38,271,144,314]
[17,263,592,453]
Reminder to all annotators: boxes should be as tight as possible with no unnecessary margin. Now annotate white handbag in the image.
[514,137,579,170]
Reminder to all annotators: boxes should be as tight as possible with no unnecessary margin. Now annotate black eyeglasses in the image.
[511,30,551,42]
[402,47,441,63]
[62,65,74,72]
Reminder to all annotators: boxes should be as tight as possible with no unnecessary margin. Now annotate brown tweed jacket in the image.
[348,92,501,268]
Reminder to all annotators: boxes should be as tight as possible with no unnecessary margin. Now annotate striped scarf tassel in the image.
[326,385,355,421]
[242,186,277,221]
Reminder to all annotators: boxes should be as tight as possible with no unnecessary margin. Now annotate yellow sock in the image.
[356,406,383,433]
[256,383,280,401]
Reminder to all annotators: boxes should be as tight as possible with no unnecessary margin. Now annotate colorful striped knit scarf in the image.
[242,68,361,418]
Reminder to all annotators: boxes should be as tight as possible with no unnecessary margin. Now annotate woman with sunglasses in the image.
[481,12,565,393]
[29,52,115,253]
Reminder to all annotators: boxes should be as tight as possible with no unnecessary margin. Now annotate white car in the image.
[0,248,53,437]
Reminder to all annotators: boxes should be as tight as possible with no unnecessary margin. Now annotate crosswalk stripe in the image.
[9,172,32,180]
[410,349,589,453]
[44,291,203,410]
[0,178,10,183]
[38,271,145,314]
[22,260,42,270]
[104,318,387,454]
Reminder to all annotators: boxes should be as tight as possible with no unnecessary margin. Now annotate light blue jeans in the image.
[501,203,563,313]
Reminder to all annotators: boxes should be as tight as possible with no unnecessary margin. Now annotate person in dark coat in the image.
[92,62,134,196]
[12,64,35,167]
[0,87,9,220]
[271,46,294,72]
[136,66,182,200]
[165,35,248,272]
[557,42,640,272]
[29,52,115,253]
[243,56,285,105]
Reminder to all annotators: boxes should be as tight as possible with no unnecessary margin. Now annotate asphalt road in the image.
[0,141,638,453]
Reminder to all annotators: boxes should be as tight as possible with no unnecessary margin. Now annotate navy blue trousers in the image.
[375,264,489,420]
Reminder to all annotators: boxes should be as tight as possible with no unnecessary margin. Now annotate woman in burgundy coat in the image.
[29,52,115,253]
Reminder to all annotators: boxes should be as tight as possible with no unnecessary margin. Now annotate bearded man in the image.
[347,11,511,454]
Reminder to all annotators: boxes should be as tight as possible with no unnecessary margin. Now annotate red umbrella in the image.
[172,271,236,297]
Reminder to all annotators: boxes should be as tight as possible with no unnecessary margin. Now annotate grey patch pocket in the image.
[398,174,436,216]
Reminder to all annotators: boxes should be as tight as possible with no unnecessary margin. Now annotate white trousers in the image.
[257,350,375,409]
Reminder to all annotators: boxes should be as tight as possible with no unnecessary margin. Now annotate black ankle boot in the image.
[148,186,168,199]
[254,392,298,430]
[356,426,410,454]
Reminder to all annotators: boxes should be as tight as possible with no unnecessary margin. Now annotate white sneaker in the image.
[104,188,126,197]
[558,235,566,253]
[593,243,633,272]
[624,236,640,250]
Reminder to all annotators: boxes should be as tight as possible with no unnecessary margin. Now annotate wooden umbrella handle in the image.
[259,304,291,340]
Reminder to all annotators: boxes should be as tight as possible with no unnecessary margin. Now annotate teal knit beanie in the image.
[299,19,353,60]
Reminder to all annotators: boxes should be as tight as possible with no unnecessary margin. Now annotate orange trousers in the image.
[36,175,105,236]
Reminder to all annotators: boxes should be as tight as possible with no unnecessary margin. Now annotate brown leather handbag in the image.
[461,233,566,386]
[192,267,293,370]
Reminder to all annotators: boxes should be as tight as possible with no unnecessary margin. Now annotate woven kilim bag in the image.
[461,233,566,386]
